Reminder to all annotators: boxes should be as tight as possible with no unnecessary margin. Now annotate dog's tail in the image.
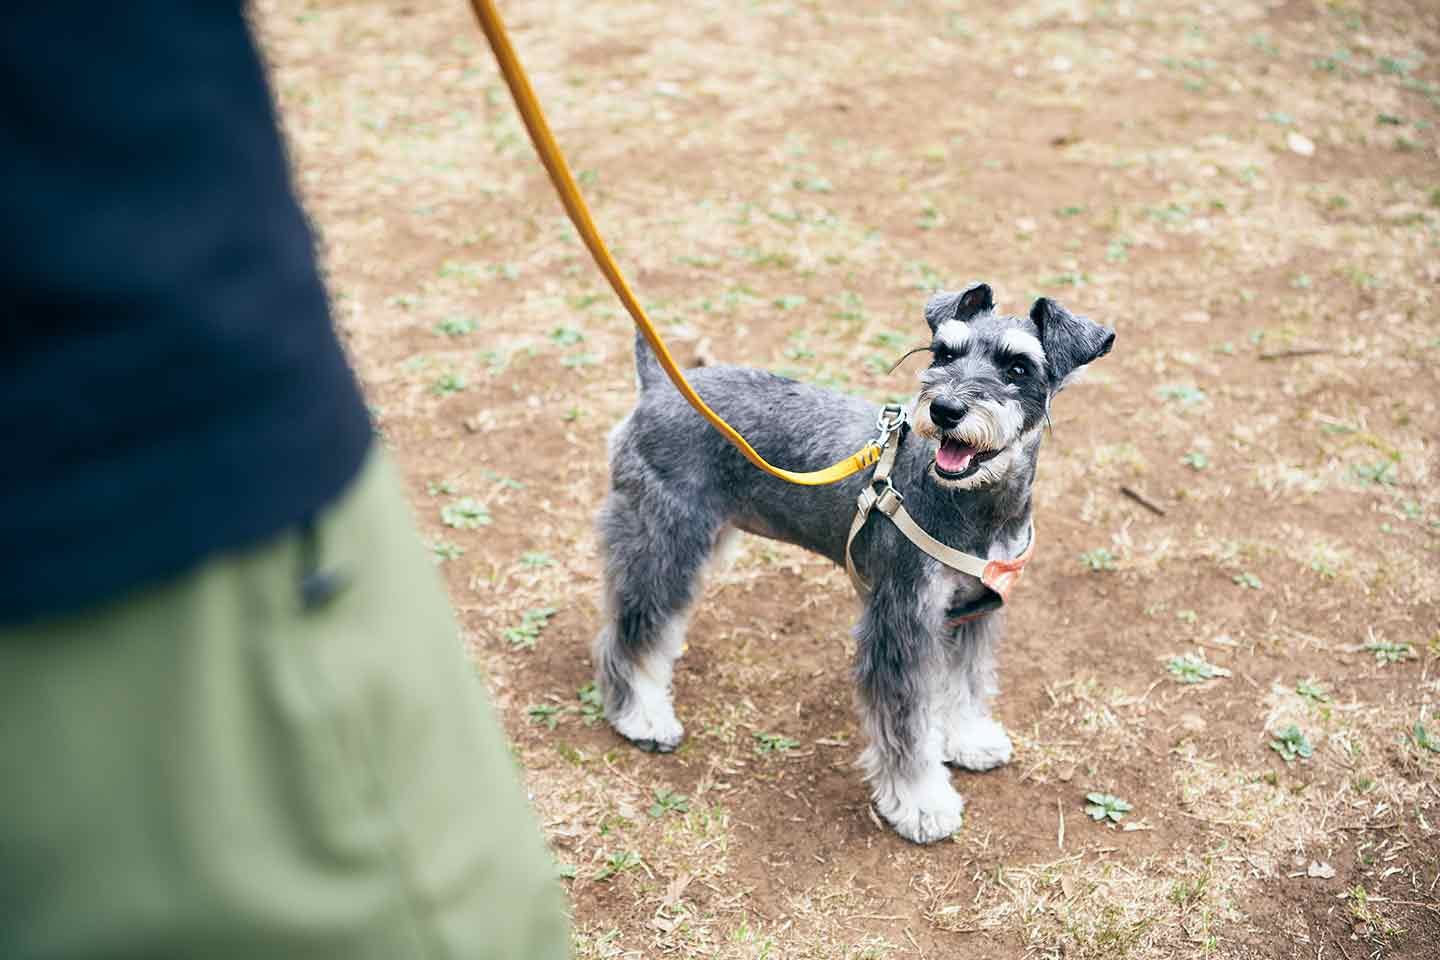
[634,329,664,392]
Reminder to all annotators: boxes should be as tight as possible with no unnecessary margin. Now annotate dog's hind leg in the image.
[938,613,1013,771]
[854,580,965,844]
[593,486,722,754]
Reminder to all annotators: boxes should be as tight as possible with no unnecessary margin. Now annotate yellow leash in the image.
[466,0,881,485]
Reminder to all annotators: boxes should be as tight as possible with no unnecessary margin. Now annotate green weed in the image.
[1167,653,1230,684]
[754,732,800,755]
[1079,548,1118,572]
[504,607,557,650]
[1269,725,1313,762]
[440,498,491,529]
[1084,792,1133,823]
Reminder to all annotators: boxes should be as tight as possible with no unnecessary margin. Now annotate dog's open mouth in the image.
[934,438,1002,479]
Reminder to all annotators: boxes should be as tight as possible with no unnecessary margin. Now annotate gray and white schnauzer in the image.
[593,283,1115,843]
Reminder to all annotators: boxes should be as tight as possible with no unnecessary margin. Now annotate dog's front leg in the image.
[939,612,1013,771]
[854,581,964,844]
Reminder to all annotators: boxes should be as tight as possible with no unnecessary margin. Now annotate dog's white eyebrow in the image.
[998,329,1045,367]
[933,320,970,352]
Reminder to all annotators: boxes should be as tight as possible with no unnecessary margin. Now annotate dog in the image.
[592,283,1115,843]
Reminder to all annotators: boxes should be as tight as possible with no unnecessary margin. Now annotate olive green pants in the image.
[0,451,568,959]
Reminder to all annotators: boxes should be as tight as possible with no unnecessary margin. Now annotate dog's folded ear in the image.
[924,282,994,332]
[1030,297,1115,387]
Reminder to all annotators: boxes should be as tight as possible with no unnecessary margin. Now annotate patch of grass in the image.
[431,372,467,395]
[791,176,833,194]
[430,539,465,563]
[1411,722,1440,753]
[1352,460,1397,486]
[527,704,564,730]
[753,732,800,755]
[1363,640,1415,664]
[503,607,557,650]
[1084,792,1133,823]
[1296,679,1330,703]
[1269,724,1314,763]
[549,326,585,346]
[1232,572,1262,590]
[1168,874,1209,909]
[773,294,807,310]
[1079,548,1118,572]
[520,551,554,568]
[649,787,690,818]
[1157,383,1207,407]
[576,682,605,725]
[863,354,891,375]
[1176,609,1199,624]
[916,202,942,230]
[1377,56,1414,76]
[435,315,476,336]
[560,352,597,368]
[1166,652,1230,684]
[440,498,491,529]
[1181,451,1209,470]
[594,850,643,882]
[1343,884,1405,947]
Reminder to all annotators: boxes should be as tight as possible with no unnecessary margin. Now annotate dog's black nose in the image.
[930,398,967,429]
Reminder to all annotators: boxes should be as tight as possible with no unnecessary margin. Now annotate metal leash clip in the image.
[873,403,907,447]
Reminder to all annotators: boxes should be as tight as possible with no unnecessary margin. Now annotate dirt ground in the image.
[257,0,1439,956]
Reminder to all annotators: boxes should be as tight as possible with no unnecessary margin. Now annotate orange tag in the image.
[981,536,1035,604]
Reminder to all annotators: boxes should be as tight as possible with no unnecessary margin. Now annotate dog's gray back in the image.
[611,333,1036,592]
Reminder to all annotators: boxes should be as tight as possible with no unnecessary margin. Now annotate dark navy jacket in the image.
[1,2,372,624]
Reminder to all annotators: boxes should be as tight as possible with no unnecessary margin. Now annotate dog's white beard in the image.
[913,397,1027,489]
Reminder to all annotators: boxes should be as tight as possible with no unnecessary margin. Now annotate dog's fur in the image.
[593,283,1115,843]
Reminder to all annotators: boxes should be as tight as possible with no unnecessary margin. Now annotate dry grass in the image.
[258,0,1438,956]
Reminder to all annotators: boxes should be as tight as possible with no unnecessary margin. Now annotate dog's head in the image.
[911,283,1115,489]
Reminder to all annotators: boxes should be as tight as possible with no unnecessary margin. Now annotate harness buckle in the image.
[874,484,904,516]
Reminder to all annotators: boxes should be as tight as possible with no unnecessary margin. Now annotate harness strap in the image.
[845,409,1035,613]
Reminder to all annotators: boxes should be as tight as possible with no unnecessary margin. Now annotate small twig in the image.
[1259,347,1332,361]
[1120,485,1167,516]
[1362,897,1440,913]
[1057,797,1066,851]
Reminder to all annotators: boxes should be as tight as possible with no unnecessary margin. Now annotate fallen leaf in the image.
[1307,861,1336,879]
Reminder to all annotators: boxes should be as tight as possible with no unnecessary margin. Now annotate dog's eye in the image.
[931,347,956,365]
[1006,361,1029,381]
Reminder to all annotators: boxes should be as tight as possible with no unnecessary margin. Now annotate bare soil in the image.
[259,0,1439,956]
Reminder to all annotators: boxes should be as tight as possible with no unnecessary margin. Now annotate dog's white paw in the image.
[608,683,684,754]
[944,716,1013,771]
[871,767,966,844]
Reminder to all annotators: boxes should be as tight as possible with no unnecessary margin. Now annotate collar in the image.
[844,404,1036,615]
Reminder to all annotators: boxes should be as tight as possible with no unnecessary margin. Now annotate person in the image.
[0,3,569,957]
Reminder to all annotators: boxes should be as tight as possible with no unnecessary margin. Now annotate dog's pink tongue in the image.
[937,439,977,473]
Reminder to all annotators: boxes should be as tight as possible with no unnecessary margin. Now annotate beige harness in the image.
[845,405,1035,620]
